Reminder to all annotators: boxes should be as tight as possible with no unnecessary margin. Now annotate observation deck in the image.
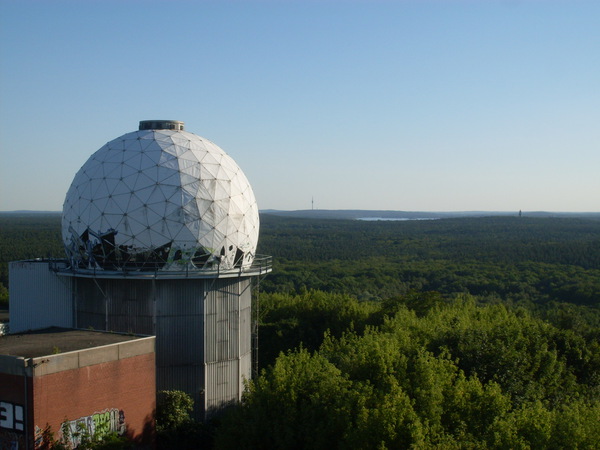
[49,255,272,280]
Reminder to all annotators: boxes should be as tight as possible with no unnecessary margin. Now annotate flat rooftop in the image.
[0,327,144,358]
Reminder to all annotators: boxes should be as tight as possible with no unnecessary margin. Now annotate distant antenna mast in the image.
[312,196,314,210]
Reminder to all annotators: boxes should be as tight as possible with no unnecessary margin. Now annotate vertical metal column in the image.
[252,276,260,378]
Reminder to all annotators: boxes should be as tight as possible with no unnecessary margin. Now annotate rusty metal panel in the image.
[9,261,73,333]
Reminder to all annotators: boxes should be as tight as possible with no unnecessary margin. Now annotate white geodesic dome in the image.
[61,121,259,272]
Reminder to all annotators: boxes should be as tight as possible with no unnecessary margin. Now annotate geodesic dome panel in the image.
[62,128,259,272]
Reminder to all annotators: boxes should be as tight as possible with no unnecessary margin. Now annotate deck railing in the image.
[49,255,273,279]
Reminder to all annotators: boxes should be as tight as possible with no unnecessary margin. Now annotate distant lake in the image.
[357,217,439,221]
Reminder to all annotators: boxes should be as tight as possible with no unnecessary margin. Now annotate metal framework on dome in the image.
[62,122,260,273]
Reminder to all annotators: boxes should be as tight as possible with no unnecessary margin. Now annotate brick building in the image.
[0,327,155,449]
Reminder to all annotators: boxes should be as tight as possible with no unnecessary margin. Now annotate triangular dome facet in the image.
[62,126,259,272]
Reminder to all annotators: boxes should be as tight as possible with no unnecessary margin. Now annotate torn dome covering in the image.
[61,129,259,272]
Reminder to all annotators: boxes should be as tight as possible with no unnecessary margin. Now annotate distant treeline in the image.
[1,212,599,310]
[261,208,600,220]
[257,214,600,307]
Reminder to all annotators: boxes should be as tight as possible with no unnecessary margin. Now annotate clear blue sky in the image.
[1,0,598,212]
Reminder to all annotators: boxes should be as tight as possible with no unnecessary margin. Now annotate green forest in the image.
[0,213,63,306]
[1,212,600,448]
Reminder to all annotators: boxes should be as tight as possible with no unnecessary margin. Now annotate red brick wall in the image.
[32,353,155,447]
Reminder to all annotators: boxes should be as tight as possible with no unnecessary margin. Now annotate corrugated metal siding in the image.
[9,261,73,332]
[72,274,256,419]
[155,279,207,421]
[240,280,252,356]
[239,352,252,394]
[157,364,205,420]
[205,359,240,414]
[106,279,154,334]
[74,278,106,330]
[155,279,205,366]
[75,278,154,334]
[203,278,254,416]
[205,279,240,363]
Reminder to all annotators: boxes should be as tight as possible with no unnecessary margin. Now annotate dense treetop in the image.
[216,292,600,449]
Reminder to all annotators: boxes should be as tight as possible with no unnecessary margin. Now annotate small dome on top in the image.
[138,120,185,131]
[61,121,259,272]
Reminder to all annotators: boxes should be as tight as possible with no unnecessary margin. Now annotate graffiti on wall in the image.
[58,408,126,448]
[0,402,24,433]
[0,431,25,450]
[0,401,26,450]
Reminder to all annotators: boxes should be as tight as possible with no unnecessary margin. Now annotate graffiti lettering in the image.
[0,430,25,450]
[0,402,24,432]
[59,408,126,447]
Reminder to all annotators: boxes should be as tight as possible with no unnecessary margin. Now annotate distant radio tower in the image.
[312,197,314,210]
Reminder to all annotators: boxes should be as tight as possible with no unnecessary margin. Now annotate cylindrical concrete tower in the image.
[59,121,271,418]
